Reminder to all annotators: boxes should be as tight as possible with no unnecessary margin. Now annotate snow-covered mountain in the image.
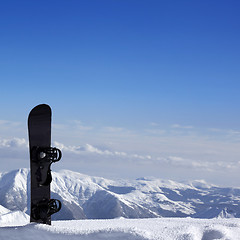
[0,168,240,220]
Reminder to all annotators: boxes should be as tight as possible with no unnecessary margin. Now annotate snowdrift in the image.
[0,211,240,240]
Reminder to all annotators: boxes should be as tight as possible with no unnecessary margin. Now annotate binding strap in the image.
[31,199,62,221]
[32,146,62,186]
[37,147,62,163]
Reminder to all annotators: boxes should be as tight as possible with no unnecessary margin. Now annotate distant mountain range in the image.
[0,168,240,220]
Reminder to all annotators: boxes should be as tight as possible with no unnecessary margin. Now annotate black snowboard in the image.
[28,104,61,225]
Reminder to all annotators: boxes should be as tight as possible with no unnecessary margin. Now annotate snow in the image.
[1,211,240,239]
[1,168,240,220]
[1,169,240,239]
[0,211,29,227]
[0,205,10,215]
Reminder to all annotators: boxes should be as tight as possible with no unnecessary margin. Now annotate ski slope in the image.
[1,211,240,239]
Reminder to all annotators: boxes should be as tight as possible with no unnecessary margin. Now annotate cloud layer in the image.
[0,134,239,186]
[1,120,240,186]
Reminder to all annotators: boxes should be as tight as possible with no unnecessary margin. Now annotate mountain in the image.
[0,168,240,220]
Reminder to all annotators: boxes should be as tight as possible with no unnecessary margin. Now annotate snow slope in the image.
[0,211,240,240]
[1,169,240,220]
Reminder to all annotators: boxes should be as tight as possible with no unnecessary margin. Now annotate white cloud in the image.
[53,141,150,160]
[0,120,22,127]
[53,120,93,132]
[171,124,194,129]
[150,122,160,127]
[1,119,240,186]
[0,120,23,137]
[0,138,27,148]
[0,137,29,171]
[1,114,240,187]
[53,140,240,177]
[145,129,166,135]
[158,156,236,172]
[0,120,25,138]
[71,120,93,131]
[103,127,125,132]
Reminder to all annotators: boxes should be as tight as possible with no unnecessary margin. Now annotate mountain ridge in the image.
[0,168,240,220]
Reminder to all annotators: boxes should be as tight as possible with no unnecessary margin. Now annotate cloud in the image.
[53,140,240,174]
[150,122,160,127]
[0,136,153,168]
[0,137,29,171]
[103,127,125,132]
[1,121,240,186]
[0,115,240,186]
[53,141,150,160]
[0,138,27,148]
[145,123,195,137]
[71,120,93,131]
[0,120,25,138]
[53,120,93,132]
[0,120,23,135]
[0,120,22,128]
[171,124,194,129]
[144,129,166,135]
[158,156,236,172]
[208,128,240,135]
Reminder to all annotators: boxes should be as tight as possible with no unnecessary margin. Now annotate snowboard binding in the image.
[31,198,62,223]
[31,146,62,186]
[35,147,62,163]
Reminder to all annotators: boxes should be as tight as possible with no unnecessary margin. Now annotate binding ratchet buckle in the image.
[37,147,62,162]
[32,146,62,163]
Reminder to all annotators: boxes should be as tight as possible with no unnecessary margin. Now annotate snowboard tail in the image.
[28,104,62,225]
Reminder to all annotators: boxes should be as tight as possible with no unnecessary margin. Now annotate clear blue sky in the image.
[0,1,240,185]
[0,0,239,128]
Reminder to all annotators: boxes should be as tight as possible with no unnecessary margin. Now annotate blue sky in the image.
[0,1,240,186]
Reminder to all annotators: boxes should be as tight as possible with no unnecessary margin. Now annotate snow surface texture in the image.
[0,212,240,240]
[1,169,240,220]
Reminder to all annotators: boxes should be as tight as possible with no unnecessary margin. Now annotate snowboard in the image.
[28,104,62,225]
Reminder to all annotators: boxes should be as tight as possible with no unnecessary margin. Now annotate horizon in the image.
[0,1,240,187]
